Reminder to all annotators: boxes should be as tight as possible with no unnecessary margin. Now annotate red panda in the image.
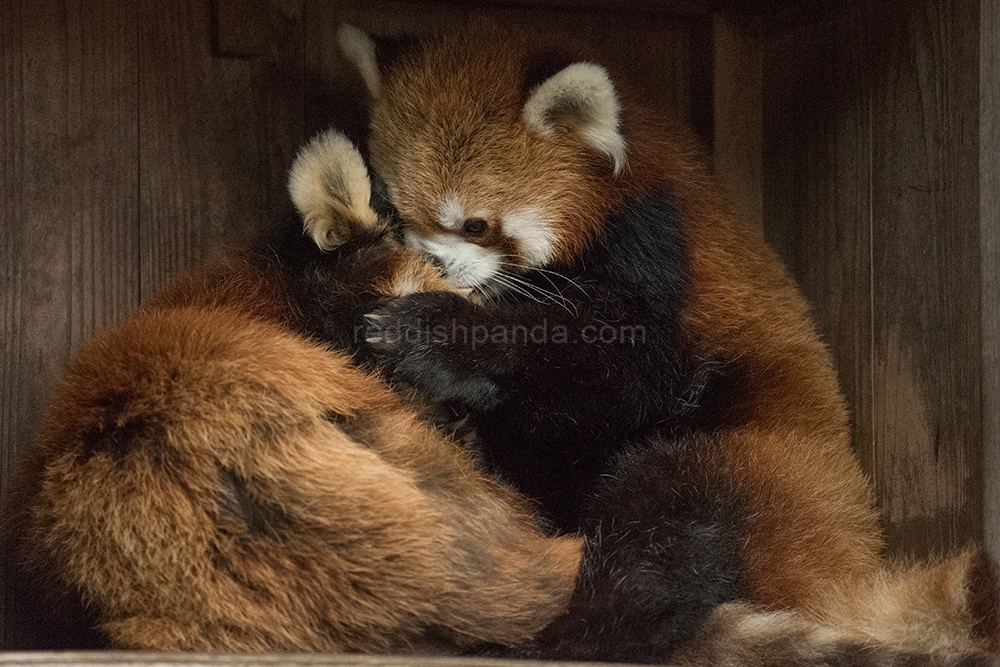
[0,131,583,652]
[315,23,1000,663]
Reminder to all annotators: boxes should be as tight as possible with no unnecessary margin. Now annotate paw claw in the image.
[363,312,396,346]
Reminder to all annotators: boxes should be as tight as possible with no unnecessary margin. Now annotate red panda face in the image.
[359,30,626,295]
[370,100,572,291]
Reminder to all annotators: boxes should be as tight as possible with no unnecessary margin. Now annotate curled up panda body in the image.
[0,135,583,652]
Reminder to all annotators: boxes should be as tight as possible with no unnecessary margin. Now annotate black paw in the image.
[364,291,500,409]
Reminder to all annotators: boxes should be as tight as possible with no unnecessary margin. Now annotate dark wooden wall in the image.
[983,0,1000,571]
[758,0,991,558]
[1,0,997,647]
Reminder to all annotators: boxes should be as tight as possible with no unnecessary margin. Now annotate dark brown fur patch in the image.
[217,467,294,537]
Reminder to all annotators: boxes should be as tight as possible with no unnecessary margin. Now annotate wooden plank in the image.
[0,652,620,667]
[1,0,140,647]
[980,0,999,565]
[0,0,26,515]
[760,7,875,493]
[763,0,984,559]
[712,14,763,231]
[0,0,26,648]
[138,0,304,299]
[761,0,988,559]
[868,0,981,557]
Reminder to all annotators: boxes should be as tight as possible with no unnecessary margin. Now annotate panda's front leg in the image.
[364,290,641,418]
[365,290,503,410]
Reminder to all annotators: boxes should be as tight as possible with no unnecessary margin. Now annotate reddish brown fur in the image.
[364,26,998,655]
[369,37,613,264]
[374,248,470,297]
[9,243,581,651]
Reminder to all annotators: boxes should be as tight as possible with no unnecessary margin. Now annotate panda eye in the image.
[461,218,488,237]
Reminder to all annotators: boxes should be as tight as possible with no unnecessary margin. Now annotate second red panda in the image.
[311,23,1000,663]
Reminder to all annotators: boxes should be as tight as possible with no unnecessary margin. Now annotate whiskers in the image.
[478,257,585,316]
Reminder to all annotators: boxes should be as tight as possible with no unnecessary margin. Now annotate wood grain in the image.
[0,0,26,647]
[2,0,140,496]
[868,0,981,557]
[761,0,983,558]
[0,0,26,516]
[762,6,874,483]
[1,0,140,646]
[981,0,1000,566]
[137,0,304,299]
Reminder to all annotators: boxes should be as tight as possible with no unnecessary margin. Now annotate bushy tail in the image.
[673,602,996,667]
[806,547,1000,658]
[675,547,1000,667]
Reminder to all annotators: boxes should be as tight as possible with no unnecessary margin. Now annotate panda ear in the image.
[337,24,419,100]
[288,129,382,251]
[337,24,381,98]
[523,62,627,176]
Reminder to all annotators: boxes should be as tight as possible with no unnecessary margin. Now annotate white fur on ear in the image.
[523,62,627,175]
[337,24,381,99]
[288,129,381,251]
